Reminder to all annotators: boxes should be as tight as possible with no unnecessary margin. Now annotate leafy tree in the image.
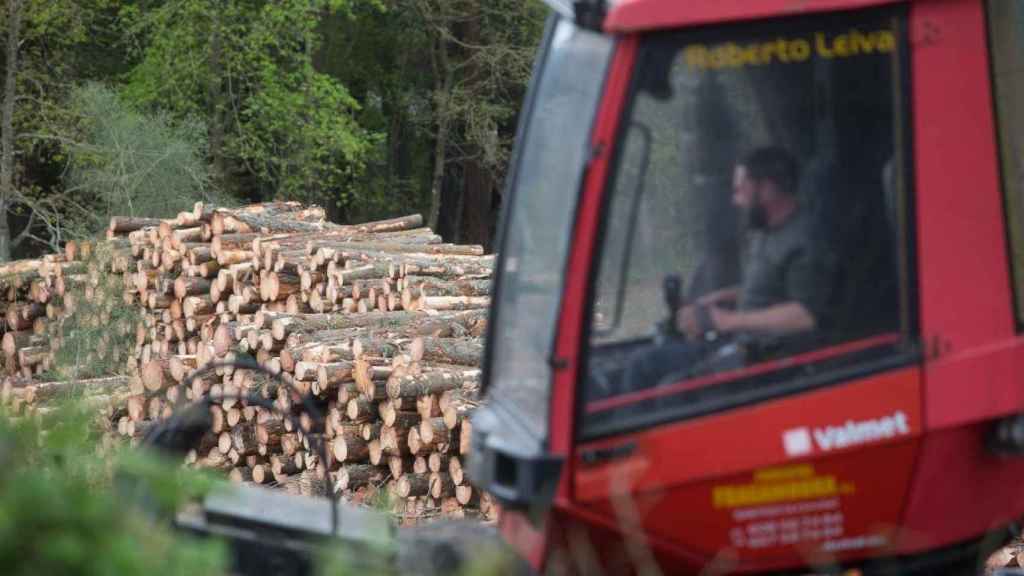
[55,83,226,240]
[0,0,126,260]
[314,2,435,223]
[2,0,547,258]
[429,0,545,246]
[122,0,377,207]
[319,0,545,243]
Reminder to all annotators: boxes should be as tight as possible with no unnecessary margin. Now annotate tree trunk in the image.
[461,159,495,250]
[455,6,491,247]
[385,92,403,196]
[0,0,21,262]
[428,33,453,232]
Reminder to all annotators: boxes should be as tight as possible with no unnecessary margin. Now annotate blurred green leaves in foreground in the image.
[0,400,519,576]
[0,403,228,576]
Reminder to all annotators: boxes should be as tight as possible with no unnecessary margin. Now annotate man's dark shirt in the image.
[737,210,832,352]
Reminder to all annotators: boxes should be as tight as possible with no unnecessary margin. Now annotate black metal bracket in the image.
[573,0,607,31]
[580,441,636,465]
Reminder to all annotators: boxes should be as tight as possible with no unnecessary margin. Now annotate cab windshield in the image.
[583,8,914,435]
[485,16,613,440]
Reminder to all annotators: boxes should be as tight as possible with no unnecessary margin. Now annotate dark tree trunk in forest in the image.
[452,2,495,251]
[450,166,465,243]
[428,34,452,233]
[0,0,21,262]
[460,159,494,250]
[385,48,409,202]
[386,98,402,195]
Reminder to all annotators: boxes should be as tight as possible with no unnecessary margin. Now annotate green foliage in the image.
[433,0,548,176]
[62,83,225,235]
[317,0,547,227]
[0,0,131,258]
[0,402,228,575]
[231,35,375,205]
[122,0,378,206]
[5,0,548,258]
[2,0,125,143]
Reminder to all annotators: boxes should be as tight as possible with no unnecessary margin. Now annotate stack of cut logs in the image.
[0,239,119,378]
[0,202,495,521]
[92,202,495,522]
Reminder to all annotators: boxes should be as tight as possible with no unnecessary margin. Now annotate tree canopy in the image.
[0,0,549,260]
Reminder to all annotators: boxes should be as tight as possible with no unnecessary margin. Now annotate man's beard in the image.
[742,203,768,231]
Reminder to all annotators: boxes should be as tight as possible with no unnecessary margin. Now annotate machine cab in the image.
[472,0,1024,573]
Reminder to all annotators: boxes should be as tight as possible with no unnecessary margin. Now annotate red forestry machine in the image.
[465,0,1024,574]
[133,0,1024,574]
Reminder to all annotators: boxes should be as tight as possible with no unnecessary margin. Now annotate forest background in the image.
[0,0,549,261]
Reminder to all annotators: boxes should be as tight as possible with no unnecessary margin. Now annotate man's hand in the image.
[709,306,738,333]
[676,305,700,340]
[678,304,736,340]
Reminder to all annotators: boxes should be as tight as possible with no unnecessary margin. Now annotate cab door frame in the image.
[546,1,927,572]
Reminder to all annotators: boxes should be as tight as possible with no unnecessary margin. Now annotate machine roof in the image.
[604,0,900,33]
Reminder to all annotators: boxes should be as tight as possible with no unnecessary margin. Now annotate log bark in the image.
[448,456,464,485]
[455,484,479,507]
[319,241,487,260]
[337,463,383,491]
[346,397,377,423]
[408,337,482,367]
[387,370,463,400]
[419,417,449,446]
[388,455,416,479]
[396,473,431,498]
[415,295,490,311]
[428,452,450,474]
[332,434,370,462]
[429,472,455,499]
[110,217,163,234]
[174,277,212,299]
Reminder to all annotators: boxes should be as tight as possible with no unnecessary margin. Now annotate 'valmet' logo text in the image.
[813,411,910,451]
[782,411,910,456]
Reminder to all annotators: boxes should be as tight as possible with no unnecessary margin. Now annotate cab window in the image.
[581,8,915,438]
[987,0,1024,325]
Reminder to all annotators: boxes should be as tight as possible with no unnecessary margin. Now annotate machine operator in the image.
[628,146,834,388]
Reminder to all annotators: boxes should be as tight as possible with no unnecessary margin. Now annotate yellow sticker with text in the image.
[683,29,896,71]
[712,464,856,509]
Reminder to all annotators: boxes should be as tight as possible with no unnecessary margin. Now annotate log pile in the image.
[0,375,131,430]
[44,201,498,522]
[0,239,137,379]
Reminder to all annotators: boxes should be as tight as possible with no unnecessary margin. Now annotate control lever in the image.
[659,274,682,340]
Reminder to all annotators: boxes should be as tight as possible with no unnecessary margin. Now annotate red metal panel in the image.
[605,0,901,33]
[870,0,1024,557]
[575,367,922,500]
[548,38,638,463]
[922,336,1024,429]
[897,424,1024,555]
[568,367,922,572]
[913,0,1013,357]
[568,443,920,573]
[913,0,1017,435]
